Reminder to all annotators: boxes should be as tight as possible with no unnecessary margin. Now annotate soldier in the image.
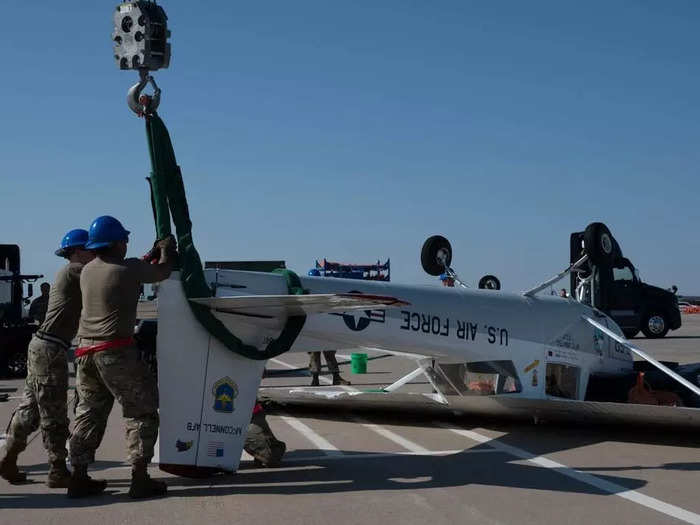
[28,282,51,324]
[308,351,351,386]
[0,229,94,487]
[67,216,175,499]
[244,401,286,467]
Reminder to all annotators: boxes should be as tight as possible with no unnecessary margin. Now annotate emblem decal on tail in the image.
[212,377,239,413]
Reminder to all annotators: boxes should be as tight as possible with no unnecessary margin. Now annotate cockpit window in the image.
[436,360,522,396]
[545,363,579,399]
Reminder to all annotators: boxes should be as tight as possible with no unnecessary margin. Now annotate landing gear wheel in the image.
[641,312,668,338]
[6,352,27,378]
[583,222,615,266]
[622,329,639,339]
[478,275,501,290]
[421,236,452,276]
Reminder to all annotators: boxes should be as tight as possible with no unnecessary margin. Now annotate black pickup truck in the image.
[570,230,681,339]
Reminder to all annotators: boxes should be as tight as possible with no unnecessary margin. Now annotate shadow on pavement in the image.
[2,446,649,509]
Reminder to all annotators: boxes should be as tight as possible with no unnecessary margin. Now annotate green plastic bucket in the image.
[350,353,368,374]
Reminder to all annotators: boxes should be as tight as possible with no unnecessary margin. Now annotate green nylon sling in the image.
[144,113,306,360]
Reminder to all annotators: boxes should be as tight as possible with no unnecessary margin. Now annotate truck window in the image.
[613,266,634,282]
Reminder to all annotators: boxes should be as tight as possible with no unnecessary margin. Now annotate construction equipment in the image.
[0,245,43,377]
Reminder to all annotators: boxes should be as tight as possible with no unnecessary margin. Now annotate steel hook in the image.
[127,69,161,117]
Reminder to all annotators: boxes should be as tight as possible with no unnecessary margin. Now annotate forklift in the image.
[0,244,43,378]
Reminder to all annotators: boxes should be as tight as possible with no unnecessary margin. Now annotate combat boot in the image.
[67,465,107,498]
[310,373,320,386]
[128,461,167,499]
[46,460,71,488]
[0,449,27,484]
[332,373,351,386]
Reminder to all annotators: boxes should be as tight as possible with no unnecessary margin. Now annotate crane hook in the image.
[127,69,161,117]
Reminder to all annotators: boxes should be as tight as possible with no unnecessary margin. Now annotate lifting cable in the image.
[114,1,305,360]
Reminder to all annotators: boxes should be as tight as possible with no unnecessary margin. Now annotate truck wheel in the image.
[421,235,452,276]
[641,312,669,338]
[583,222,616,266]
[6,351,28,378]
[478,275,501,290]
[622,329,639,339]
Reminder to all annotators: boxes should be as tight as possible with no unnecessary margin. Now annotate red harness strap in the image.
[75,337,135,358]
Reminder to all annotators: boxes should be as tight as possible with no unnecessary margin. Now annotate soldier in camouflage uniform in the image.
[308,351,351,386]
[0,229,94,488]
[244,401,286,467]
[67,216,175,499]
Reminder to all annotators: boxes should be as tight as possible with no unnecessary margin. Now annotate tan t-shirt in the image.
[40,262,83,343]
[78,256,172,341]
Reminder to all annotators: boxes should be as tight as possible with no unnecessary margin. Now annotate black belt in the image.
[35,331,71,350]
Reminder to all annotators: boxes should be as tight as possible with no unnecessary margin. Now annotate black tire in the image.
[583,222,615,266]
[421,235,452,276]
[641,312,669,338]
[622,329,639,339]
[478,275,501,290]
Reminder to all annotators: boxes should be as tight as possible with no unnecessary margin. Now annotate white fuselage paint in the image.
[155,269,634,472]
[207,270,634,402]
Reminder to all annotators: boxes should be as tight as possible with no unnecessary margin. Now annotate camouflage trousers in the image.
[69,343,159,467]
[308,351,340,374]
[5,337,69,462]
[244,409,286,467]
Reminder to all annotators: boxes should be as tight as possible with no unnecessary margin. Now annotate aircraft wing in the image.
[260,389,700,429]
[190,293,409,317]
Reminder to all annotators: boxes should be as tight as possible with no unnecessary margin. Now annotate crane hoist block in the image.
[112,1,171,71]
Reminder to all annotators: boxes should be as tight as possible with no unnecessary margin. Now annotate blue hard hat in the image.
[439,273,448,281]
[85,216,130,250]
[308,269,321,276]
[55,228,89,257]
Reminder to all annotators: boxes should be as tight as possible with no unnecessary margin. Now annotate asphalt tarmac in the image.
[1,316,698,525]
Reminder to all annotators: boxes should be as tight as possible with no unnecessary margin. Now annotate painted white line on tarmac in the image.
[272,356,431,454]
[278,414,344,457]
[439,423,700,525]
[353,417,430,454]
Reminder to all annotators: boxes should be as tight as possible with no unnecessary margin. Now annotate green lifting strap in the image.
[144,113,306,360]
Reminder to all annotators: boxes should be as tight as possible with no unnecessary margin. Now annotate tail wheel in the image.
[641,312,669,338]
[584,222,616,266]
[421,236,452,276]
[478,275,501,290]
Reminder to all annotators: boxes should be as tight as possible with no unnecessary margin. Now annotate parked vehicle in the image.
[570,228,681,339]
[0,244,42,377]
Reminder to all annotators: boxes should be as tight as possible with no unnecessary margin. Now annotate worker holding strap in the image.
[1,229,93,488]
[67,216,176,499]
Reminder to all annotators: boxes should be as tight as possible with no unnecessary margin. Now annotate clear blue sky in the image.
[2,1,698,293]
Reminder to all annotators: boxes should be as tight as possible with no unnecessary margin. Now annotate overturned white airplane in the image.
[152,222,700,475]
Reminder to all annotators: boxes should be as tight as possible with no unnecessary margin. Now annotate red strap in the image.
[75,337,135,358]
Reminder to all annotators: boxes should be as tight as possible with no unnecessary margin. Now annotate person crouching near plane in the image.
[67,216,176,499]
[1,229,94,487]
